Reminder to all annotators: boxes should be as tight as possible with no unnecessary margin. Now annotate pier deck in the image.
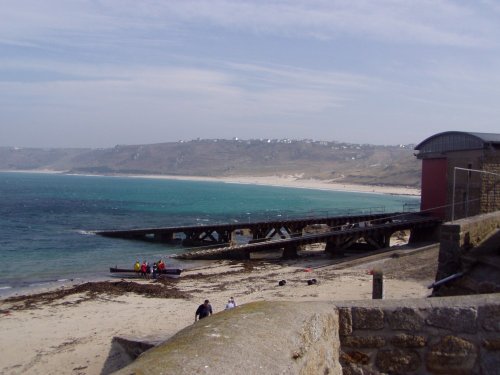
[96,212,441,260]
[174,214,440,260]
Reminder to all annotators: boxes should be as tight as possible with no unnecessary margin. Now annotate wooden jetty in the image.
[173,213,441,260]
[96,212,441,260]
[95,213,395,247]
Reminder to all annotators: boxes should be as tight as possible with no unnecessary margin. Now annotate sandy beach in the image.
[2,170,421,196]
[130,174,421,196]
[0,244,438,375]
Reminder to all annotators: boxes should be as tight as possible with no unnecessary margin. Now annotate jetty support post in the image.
[282,244,299,259]
[372,270,384,299]
[154,232,174,242]
[324,238,344,258]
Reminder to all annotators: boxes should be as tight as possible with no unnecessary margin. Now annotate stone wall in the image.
[338,294,500,375]
[481,158,500,214]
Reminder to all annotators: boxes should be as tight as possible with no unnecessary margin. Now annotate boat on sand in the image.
[109,267,183,278]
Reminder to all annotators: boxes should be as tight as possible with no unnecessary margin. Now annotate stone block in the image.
[483,339,500,351]
[480,348,500,375]
[426,335,477,374]
[338,307,352,336]
[340,350,370,365]
[341,335,386,348]
[478,304,500,332]
[341,364,364,375]
[387,307,424,331]
[391,334,427,348]
[375,349,421,373]
[352,307,384,330]
[426,307,477,333]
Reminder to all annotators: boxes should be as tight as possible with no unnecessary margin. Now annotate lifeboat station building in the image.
[414,131,500,221]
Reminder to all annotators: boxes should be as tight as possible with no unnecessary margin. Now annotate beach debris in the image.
[307,279,317,285]
[2,281,190,311]
[304,268,312,272]
[278,280,287,286]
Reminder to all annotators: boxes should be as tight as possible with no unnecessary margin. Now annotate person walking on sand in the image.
[225,299,235,310]
[225,296,237,309]
[195,299,213,321]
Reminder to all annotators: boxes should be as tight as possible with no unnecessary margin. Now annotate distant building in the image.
[414,131,500,220]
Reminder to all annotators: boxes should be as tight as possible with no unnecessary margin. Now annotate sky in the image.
[1,1,500,148]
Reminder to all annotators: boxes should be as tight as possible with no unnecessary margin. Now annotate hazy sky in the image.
[1,1,500,148]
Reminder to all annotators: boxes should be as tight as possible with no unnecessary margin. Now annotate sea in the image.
[0,171,420,297]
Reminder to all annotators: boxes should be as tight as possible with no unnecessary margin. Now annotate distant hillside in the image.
[0,139,421,187]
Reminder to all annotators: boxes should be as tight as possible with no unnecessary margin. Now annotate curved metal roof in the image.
[415,131,500,154]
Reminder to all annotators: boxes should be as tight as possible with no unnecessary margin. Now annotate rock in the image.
[426,335,477,374]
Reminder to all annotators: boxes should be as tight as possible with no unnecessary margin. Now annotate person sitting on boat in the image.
[134,260,141,273]
[158,259,166,272]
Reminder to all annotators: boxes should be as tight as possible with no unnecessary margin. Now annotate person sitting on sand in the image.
[134,260,140,272]
[195,299,213,321]
[229,296,236,307]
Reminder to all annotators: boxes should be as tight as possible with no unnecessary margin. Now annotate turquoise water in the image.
[0,172,419,295]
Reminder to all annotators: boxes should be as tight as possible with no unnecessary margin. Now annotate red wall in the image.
[421,158,448,219]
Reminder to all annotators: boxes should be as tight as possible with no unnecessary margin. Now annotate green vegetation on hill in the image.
[0,139,421,187]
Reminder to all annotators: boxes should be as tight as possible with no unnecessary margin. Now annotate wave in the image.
[76,230,96,236]
[29,282,54,287]
[0,286,12,290]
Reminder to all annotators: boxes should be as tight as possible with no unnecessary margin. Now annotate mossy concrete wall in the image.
[113,301,341,375]
[113,295,500,375]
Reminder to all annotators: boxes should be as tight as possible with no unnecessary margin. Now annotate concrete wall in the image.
[435,211,500,283]
[113,295,500,375]
[113,301,342,375]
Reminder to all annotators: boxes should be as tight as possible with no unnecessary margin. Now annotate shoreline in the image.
[1,169,421,196]
[0,246,439,374]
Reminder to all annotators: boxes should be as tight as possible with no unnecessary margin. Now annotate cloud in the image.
[1,1,498,49]
[0,61,364,115]
[1,1,499,147]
